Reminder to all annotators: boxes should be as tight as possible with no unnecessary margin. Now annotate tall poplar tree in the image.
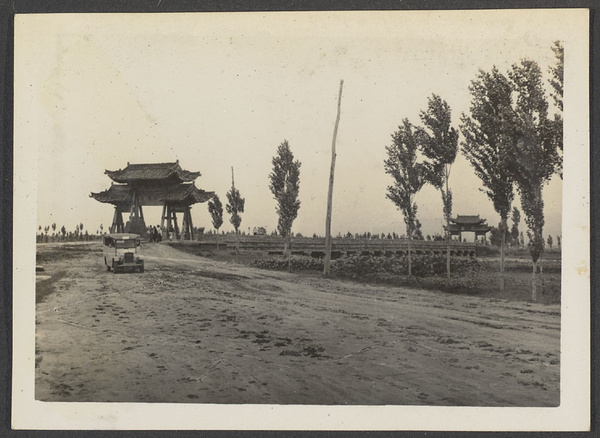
[417,94,459,278]
[508,59,560,301]
[510,207,521,247]
[208,194,224,249]
[226,167,245,254]
[269,140,302,258]
[461,67,516,291]
[384,119,426,276]
[548,41,564,178]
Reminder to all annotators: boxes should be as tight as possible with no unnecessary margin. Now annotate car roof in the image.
[105,233,141,239]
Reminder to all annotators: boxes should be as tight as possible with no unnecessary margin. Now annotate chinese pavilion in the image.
[446,215,491,242]
[91,161,214,240]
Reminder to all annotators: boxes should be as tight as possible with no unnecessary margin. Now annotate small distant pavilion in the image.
[91,161,214,240]
[446,215,491,242]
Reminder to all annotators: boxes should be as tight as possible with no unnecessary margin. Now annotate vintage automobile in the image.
[102,233,144,273]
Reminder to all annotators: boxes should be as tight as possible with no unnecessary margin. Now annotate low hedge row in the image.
[330,254,481,278]
[252,257,324,272]
[478,258,561,274]
[252,254,481,278]
[252,254,484,293]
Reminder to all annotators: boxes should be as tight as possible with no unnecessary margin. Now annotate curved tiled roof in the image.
[447,223,491,232]
[91,183,213,206]
[90,184,132,203]
[159,183,214,204]
[451,215,487,225]
[105,162,201,183]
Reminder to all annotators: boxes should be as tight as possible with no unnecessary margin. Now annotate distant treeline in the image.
[36,223,103,243]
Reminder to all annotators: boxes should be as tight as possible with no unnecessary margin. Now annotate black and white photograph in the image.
[12,9,590,431]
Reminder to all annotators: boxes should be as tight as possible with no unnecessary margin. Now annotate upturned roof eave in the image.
[158,183,214,204]
[104,162,201,184]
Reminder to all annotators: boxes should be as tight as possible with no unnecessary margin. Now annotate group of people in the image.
[148,225,163,243]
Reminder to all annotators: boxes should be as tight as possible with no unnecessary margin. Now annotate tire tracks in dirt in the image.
[35,242,560,406]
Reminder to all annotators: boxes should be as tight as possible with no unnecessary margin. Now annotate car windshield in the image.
[115,239,137,249]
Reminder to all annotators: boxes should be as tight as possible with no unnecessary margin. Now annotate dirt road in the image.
[35,242,560,406]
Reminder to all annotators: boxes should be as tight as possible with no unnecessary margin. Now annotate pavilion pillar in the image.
[180,206,194,241]
[117,211,124,233]
[111,207,125,233]
[165,204,173,241]
[173,212,180,240]
[160,203,167,233]
[180,210,186,242]
[129,191,137,221]
[187,207,195,241]
[111,208,119,233]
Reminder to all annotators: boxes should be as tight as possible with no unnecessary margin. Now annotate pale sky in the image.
[15,10,574,239]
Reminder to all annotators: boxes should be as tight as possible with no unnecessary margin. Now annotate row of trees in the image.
[384,97,458,277]
[487,206,561,250]
[206,168,246,253]
[36,223,104,243]
[207,141,301,257]
[489,227,561,251]
[40,44,561,303]
[385,42,563,299]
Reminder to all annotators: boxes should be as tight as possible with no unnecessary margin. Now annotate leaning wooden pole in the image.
[324,79,344,275]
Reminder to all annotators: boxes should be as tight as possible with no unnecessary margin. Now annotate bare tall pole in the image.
[324,79,344,275]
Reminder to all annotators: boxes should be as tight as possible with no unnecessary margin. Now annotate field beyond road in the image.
[35,242,560,406]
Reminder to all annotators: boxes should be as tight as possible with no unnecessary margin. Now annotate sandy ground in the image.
[35,242,560,406]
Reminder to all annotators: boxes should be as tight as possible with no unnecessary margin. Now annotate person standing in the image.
[148,226,154,242]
